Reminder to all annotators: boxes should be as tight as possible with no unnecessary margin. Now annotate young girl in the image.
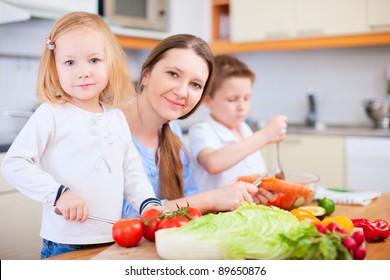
[121,34,275,218]
[1,12,161,258]
[189,54,288,192]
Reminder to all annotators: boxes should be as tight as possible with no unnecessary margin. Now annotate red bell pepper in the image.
[352,218,390,241]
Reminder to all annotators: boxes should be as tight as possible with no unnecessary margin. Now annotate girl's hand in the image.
[55,191,89,223]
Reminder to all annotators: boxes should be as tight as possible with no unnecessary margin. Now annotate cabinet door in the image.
[296,0,367,37]
[367,0,390,31]
[231,0,295,42]
[262,134,345,188]
[345,136,390,192]
[0,153,42,260]
[230,0,367,43]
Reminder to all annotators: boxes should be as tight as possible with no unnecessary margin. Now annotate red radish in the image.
[327,222,340,232]
[352,230,365,246]
[315,223,327,234]
[342,237,357,251]
[353,245,366,260]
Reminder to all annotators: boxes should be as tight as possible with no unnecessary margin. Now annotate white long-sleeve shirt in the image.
[1,103,159,245]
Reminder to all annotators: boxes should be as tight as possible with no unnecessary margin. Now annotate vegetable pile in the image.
[155,203,355,260]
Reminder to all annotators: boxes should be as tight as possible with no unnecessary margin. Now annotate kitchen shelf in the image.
[115,34,160,50]
[115,32,390,53]
[210,32,390,54]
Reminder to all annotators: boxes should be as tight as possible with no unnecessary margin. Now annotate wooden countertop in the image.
[48,194,390,260]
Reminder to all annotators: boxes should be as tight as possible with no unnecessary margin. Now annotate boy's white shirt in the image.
[189,115,267,192]
[1,102,156,244]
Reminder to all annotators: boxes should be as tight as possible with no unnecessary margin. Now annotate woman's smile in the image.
[164,96,185,107]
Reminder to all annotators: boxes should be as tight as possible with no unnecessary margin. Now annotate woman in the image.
[121,34,274,218]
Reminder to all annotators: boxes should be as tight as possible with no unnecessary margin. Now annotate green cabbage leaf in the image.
[155,203,352,260]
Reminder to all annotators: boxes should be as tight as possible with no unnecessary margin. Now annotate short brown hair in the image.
[209,54,255,98]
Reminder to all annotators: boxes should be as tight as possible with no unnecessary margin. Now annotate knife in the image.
[253,177,262,188]
[54,208,115,224]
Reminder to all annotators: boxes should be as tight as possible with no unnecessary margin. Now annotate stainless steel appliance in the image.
[363,98,390,129]
[102,0,168,31]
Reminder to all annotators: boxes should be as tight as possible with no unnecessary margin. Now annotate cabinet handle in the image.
[370,23,390,30]
[283,138,302,145]
[265,31,291,40]
[296,29,324,37]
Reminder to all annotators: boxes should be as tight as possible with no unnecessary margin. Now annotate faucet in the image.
[306,88,317,127]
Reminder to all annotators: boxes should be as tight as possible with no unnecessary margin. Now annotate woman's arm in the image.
[163,180,274,214]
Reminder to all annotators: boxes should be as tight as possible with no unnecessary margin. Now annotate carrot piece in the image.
[259,177,312,200]
[237,174,260,184]
[237,175,313,200]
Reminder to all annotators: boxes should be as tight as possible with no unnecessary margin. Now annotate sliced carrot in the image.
[237,175,313,200]
[260,177,312,200]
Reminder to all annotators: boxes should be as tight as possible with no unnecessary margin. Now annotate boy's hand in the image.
[261,115,288,144]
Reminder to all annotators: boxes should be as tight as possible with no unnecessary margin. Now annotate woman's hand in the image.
[55,191,89,223]
[253,187,275,205]
[205,180,274,212]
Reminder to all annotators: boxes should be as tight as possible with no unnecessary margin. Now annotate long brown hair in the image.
[139,34,214,200]
[36,12,134,107]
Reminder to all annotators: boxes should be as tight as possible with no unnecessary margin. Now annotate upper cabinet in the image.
[295,0,367,37]
[230,0,295,41]
[212,0,390,53]
[231,0,367,42]
[367,0,390,31]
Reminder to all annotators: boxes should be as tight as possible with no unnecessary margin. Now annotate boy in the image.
[189,55,287,192]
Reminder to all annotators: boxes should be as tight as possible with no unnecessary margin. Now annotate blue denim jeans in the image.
[40,239,89,259]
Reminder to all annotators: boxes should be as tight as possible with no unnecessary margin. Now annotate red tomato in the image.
[112,218,144,247]
[186,207,202,219]
[158,216,189,230]
[141,209,162,242]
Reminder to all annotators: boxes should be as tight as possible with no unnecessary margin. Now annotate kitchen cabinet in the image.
[0,153,42,260]
[231,0,367,42]
[261,134,345,188]
[210,0,390,53]
[295,0,367,37]
[230,0,295,42]
[368,0,390,31]
[345,136,390,192]
[230,0,367,42]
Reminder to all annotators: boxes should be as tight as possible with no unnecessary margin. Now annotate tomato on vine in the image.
[141,208,162,242]
[158,216,190,230]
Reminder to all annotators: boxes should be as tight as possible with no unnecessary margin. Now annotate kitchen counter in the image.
[0,133,17,153]
[287,124,390,138]
[47,193,390,260]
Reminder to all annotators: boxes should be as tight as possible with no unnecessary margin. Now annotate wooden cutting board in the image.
[92,239,161,260]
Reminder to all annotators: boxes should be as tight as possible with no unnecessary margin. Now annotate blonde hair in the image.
[37,12,134,106]
[139,34,214,200]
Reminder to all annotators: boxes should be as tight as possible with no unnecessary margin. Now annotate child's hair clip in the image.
[45,38,55,50]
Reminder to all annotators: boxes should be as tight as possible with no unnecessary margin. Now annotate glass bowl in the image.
[265,171,320,210]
